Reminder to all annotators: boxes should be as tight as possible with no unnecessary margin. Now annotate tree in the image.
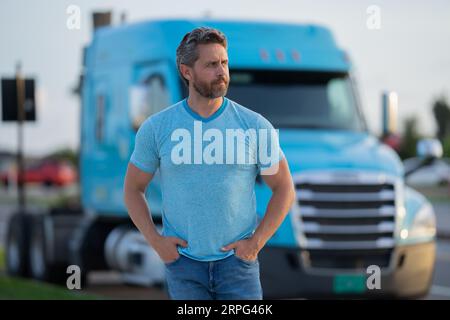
[398,116,420,160]
[443,135,450,158]
[432,95,450,141]
[44,147,79,169]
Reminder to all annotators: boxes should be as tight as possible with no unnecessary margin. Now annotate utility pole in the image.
[16,62,26,213]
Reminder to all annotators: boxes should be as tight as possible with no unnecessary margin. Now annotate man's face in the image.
[188,43,230,99]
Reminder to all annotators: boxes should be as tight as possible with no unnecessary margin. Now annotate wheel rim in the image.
[30,231,46,278]
[7,235,20,272]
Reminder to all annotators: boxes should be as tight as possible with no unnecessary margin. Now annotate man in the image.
[123,27,295,300]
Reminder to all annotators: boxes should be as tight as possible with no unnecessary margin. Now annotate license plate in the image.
[333,274,366,294]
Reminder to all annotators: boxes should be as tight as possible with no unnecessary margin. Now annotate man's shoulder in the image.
[226,97,274,128]
[135,100,184,137]
[151,100,183,120]
[140,100,185,130]
[226,97,264,121]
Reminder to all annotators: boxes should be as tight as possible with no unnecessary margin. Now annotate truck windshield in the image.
[225,70,366,131]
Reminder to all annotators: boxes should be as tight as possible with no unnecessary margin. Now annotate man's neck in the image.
[187,92,223,118]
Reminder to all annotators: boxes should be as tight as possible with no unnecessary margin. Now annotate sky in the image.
[0,0,449,156]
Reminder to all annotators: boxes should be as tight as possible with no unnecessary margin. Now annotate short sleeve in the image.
[130,119,160,174]
[256,115,285,175]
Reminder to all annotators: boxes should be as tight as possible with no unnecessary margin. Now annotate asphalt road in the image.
[429,240,450,299]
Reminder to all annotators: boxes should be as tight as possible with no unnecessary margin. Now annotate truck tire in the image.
[43,180,53,188]
[28,215,67,284]
[2,177,9,188]
[5,213,32,277]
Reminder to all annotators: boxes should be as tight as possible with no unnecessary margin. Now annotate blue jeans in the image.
[164,253,263,300]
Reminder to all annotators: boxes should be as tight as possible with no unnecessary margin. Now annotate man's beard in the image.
[192,76,229,99]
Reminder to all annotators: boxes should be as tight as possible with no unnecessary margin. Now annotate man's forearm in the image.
[251,185,295,251]
[124,188,161,246]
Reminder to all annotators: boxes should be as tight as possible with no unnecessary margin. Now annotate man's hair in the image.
[176,27,227,87]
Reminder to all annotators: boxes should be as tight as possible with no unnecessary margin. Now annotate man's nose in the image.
[216,63,227,77]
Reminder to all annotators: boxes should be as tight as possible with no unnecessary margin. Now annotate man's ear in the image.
[180,64,192,82]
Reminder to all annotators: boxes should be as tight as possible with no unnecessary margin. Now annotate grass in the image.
[0,247,102,300]
[0,276,102,300]
[0,247,4,272]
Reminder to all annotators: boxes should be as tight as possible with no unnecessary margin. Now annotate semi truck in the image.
[5,17,439,298]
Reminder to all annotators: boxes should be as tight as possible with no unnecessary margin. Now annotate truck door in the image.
[81,75,115,212]
[129,61,177,131]
[128,61,179,217]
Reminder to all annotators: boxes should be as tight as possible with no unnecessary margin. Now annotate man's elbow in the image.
[123,183,133,208]
[272,179,296,207]
[277,174,296,207]
[123,179,144,205]
[286,182,296,207]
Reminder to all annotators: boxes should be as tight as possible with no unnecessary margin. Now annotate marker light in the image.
[275,49,285,62]
[291,50,301,62]
[260,49,269,61]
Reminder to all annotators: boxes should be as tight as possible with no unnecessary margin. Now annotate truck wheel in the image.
[6,213,31,277]
[2,177,9,188]
[29,215,67,284]
[43,180,53,188]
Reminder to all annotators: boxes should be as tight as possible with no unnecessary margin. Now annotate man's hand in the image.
[221,237,261,262]
[152,235,188,264]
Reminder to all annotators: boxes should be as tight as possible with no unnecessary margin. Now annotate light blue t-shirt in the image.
[129,96,284,261]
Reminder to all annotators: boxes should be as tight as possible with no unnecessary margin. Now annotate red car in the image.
[0,159,77,187]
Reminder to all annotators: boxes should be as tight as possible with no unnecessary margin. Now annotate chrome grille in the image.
[292,172,398,270]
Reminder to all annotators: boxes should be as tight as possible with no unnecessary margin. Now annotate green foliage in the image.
[432,95,450,141]
[0,276,100,300]
[0,247,4,271]
[398,116,420,160]
[44,147,79,169]
[0,248,100,300]
[443,135,450,158]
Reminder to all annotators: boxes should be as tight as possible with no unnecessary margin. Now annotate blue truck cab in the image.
[6,18,437,298]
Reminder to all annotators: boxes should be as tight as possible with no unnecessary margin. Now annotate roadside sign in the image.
[1,78,36,122]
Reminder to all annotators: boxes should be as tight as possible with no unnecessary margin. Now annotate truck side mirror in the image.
[130,85,148,131]
[382,91,398,136]
[417,138,443,159]
[405,139,443,177]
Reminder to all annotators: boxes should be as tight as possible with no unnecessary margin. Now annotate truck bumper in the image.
[259,241,436,299]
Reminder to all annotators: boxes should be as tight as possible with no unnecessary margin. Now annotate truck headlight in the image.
[401,203,436,240]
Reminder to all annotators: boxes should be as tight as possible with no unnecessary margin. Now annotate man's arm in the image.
[252,158,296,251]
[123,163,187,263]
[222,158,296,260]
